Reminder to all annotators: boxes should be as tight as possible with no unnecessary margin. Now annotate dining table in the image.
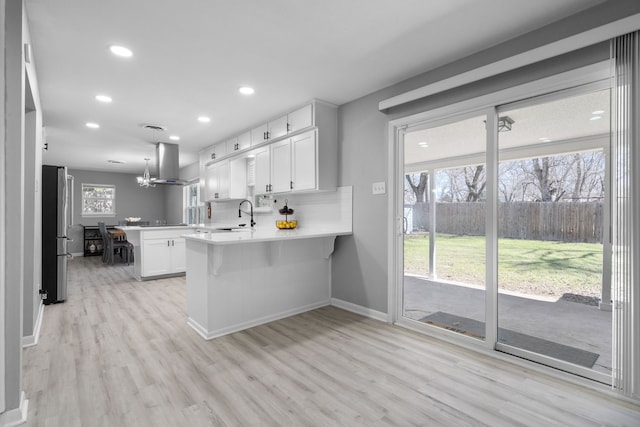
[108,229,127,240]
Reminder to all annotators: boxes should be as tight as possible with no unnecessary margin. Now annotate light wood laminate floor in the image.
[23,256,640,426]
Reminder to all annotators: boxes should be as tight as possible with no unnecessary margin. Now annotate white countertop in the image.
[182,226,351,245]
[115,225,195,231]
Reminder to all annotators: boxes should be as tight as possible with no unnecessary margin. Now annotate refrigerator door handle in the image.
[67,174,74,227]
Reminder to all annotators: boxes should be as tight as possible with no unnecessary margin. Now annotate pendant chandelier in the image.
[136,158,156,187]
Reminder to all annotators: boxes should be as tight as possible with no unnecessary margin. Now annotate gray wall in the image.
[331,0,640,314]
[163,162,201,225]
[66,169,168,253]
[2,0,25,414]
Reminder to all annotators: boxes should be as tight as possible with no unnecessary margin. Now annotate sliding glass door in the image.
[403,115,487,341]
[399,85,612,383]
[496,89,611,382]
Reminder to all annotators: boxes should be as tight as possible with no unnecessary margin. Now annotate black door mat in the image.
[420,311,600,368]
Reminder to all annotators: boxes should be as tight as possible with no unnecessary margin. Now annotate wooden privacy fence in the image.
[408,202,603,243]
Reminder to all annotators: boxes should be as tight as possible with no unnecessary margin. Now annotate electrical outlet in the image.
[372,181,386,195]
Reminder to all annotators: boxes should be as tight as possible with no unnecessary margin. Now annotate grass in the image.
[404,233,603,297]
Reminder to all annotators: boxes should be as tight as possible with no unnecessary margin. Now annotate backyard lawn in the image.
[404,233,603,298]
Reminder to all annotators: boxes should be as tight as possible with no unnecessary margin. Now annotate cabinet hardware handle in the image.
[269,184,272,192]
[263,131,266,140]
[290,181,293,189]
[212,153,216,159]
[266,184,269,192]
[266,131,270,140]
[167,240,170,246]
[287,123,291,132]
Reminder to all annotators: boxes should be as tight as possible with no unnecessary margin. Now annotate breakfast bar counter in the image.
[183,226,351,340]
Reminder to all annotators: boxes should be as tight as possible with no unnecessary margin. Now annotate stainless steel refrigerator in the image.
[42,165,74,304]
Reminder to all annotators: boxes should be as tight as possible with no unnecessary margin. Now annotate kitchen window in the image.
[183,181,205,224]
[81,183,116,216]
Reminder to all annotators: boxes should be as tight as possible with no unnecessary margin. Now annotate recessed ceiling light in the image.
[109,45,133,57]
[239,86,255,95]
[86,122,100,129]
[95,94,112,103]
[107,159,126,164]
[169,135,180,141]
[418,142,429,148]
[539,137,552,142]
[198,116,211,123]
[592,110,605,115]
[590,115,602,121]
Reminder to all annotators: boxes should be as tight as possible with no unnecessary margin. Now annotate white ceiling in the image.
[24,0,605,174]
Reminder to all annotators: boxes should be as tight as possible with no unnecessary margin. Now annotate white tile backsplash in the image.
[208,186,352,232]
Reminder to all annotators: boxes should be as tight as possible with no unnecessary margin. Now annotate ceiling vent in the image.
[142,124,167,132]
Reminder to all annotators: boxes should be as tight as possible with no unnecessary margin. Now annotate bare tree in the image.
[464,165,486,202]
[405,173,428,203]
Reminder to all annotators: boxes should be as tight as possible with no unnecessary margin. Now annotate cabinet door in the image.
[254,147,271,194]
[288,104,313,133]
[171,238,186,273]
[270,139,292,193]
[214,141,228,159]
[228,157,247,199]
[204,163,219,201]
[217,160,230,199]
[237,131,251,150]
[251,123,269,145]
[291,130,317,191]
[142,239,172,276]
[269,115,288,140]
[227,137,239,152]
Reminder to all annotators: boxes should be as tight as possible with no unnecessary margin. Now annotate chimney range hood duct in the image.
[153,142,186,185]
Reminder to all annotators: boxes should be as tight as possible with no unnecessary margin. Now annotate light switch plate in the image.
[372,181,386,195]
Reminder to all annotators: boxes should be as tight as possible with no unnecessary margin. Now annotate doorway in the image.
[397,82,612,383]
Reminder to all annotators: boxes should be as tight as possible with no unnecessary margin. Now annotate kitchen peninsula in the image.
[184,186,352,339]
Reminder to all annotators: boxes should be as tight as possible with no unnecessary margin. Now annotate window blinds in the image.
[611,30,640,400]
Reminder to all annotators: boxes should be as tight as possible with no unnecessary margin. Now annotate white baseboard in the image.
[331,298,388,322]
[22,302,44,348]
[0,392,28,427]
[187,300,332,340]
[70,252,84,258]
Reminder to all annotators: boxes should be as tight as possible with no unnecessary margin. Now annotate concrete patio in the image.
[403,275,612,375]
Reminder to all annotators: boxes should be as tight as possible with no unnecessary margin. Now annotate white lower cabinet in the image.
[141,231,186,277]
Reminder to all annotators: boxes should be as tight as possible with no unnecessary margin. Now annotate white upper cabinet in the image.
[251,123,269,145]
[268,115,289,140]
[269,130,317,194]
[253,147,271,194]
[200,100,336,197]
[270,139,293,193]
[209,140,228,161]
[226,136,239,153]
[291,130,316,191]
[237,131,251,151]
[287,104,313,134]
[205,159,246,201]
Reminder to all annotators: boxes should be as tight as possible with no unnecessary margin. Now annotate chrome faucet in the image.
[238,199,256,228]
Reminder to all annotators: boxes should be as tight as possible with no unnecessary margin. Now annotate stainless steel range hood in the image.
[153,142,186,185]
